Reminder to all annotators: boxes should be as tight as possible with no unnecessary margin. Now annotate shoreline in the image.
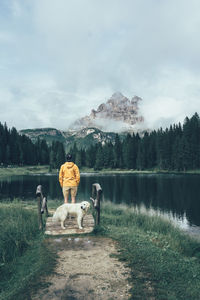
[1,165,200,177]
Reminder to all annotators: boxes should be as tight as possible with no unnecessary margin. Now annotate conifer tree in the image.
[55,141,65,168]
[49,149,54,171]
[10,127,20,164]
[146,131,157,169]
[80,149,86,167]
[85,145,96,168]
[156,128,165,170]
[94,143,104,170]
[75,150,82,168]
[123,133,134,169]
[113,134,122,168]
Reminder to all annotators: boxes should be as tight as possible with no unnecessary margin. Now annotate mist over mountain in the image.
[70,92,145,132]
[20,92,146,150]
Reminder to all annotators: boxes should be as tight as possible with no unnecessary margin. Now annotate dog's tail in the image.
[52,211,58,222]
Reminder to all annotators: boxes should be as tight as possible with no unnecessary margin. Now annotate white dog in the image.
[52,201,90,229]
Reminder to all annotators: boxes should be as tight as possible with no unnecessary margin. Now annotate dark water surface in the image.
[0,173,200,236]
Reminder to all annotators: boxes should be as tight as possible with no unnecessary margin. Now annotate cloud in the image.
[140,68,200,129]
[0,0,200,130]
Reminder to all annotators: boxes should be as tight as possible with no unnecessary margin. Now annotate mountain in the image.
[20,128,66,144]
[70,92,144,132]
[20,92,145,150]
[20,127,121,151]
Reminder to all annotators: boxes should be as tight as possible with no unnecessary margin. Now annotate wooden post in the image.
[36,185,48,230]
[90,183,102,225]
[41,197,49,217]
[36,185,43,229]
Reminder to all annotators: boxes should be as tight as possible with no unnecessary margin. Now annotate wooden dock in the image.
[36,184,101,236]
[45,214,95,235]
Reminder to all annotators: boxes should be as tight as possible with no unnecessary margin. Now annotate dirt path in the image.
[32,236,131,300]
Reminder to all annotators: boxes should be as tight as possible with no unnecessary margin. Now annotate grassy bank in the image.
[1,165,200,177]
[0,165,53,177]
[0,202,55,300]
[96,202,200,300]
[91,167,200,174]
[1,200,200,299]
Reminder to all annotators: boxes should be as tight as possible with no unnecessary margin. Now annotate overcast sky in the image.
[0,0,200,131]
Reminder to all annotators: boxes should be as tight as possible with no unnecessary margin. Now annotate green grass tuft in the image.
[0,202,56,300]
[1,200,200,300]
[0,203,40,264]
[96,202,200,300]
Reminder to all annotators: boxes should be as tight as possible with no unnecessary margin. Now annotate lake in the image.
[0,173,200,237]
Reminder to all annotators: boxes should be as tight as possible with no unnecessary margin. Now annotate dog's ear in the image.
[85,203,90,211]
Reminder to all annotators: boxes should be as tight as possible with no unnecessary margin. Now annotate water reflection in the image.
[0,173,200,229]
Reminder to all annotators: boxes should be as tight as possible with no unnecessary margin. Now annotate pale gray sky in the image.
[0,0,200,130]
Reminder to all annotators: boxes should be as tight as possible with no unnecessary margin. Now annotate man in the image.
[59,153,80,203]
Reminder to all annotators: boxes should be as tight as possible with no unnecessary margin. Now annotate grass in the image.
[1,165,200,178]
[1,199,200,299]
[0,201,56,300]
[0,203,39,263]
[94,202,200,300]
[0,165,54,177]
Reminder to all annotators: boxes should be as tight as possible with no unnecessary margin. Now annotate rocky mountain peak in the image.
[109,92,126,102]
[70,92,144,132]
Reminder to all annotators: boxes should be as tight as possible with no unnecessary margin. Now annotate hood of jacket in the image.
[65,162,74,169]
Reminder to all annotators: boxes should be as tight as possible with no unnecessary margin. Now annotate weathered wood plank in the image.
[91,183,102,225]
[45,214,95,236]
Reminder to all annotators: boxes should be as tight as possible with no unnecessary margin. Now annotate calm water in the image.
[0,173,200,236]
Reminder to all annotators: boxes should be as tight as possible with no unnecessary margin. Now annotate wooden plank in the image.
[45,214,95,236]
[91,183,102,225]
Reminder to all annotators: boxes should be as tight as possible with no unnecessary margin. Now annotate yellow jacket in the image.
[59,162,80,187]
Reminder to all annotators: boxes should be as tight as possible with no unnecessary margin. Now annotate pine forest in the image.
[0,113,200,172]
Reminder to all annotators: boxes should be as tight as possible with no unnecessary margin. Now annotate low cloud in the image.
[140,68,200,129]
[91,118,135,133]
[0,0,200,130]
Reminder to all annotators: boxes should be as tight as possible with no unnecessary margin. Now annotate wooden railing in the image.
[36,185,48,230]
[90,183,102,225]
[36,183,102,229]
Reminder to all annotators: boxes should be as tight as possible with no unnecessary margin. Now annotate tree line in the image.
[1,112,200,171]
[0,122,65,168]
[71,113,200,171]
